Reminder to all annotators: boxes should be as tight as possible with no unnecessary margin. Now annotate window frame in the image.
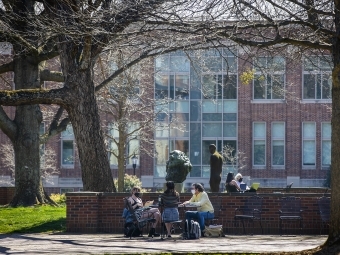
[253,122,266,167]
[321,122,331,168]
[61,125,75,168]
[253,56,286,101]
[271,122,285,168]
[302,122,316,168]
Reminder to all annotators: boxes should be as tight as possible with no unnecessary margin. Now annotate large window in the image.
[253,57,285,100]
[302,122,316,167]
[201,49,237,103]
[61,125,74,167]
[253,122,266,166]
[272,122,285,167]
[303,56,332,100]
[322,122,331,166]
[155,52,190,100]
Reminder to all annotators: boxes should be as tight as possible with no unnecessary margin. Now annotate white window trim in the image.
[253,57,286,100]
[61,140,75,168]
[302,122,316,169]
[302,56,332,101]
[271,122,285,168]
[253,122,266,167]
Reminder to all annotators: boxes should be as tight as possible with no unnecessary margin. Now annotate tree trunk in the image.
[66,82,115,191]
[9,56,51,206]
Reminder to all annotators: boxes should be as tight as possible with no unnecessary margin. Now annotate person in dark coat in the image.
[209,144,223,192]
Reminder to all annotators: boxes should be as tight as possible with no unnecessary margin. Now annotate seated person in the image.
[160,181,180,238]
[235,173,249,191]
[225,172,240,192]
[180,183,214,234]
[127,186,161,237]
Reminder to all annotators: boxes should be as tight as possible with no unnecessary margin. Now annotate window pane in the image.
[202,113,222,121]
[62,125,74,138]
[322,141,331,166]
[272,75,284,99]
[190,123,201,165]
[170,56,189,72]
[155,124,169,138]
[303,140,315,165]
[190,166,201,177]
[155,140,169,165]
[254,75,266,99]
[223,100,237,113]
[170,123,189,137]
[62,141,74,165]
[155,55,169,72]
[202,56,222,72]
[272,140,284,165]
[223,123,237,137]
[175,74,189,99]
[254,123,266,138]
[155,74,169,99]
[128,139,139,163]
[272,123,284,138]
[322,123,331,139]
[202,123,222,137]
[202,75,216,99]
[223,56,237,72]
[223,113,237,121]
[303,123,315,138]
[154,165,166,178]
[254,140,265,165]
[303,74,315,99]
[322,73,332,99]
[223,75,237,99]
[175,101,189,113]
[190,101,201,121]
[202,100,216,113]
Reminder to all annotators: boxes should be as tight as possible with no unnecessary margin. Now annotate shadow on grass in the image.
[8,218,66,234]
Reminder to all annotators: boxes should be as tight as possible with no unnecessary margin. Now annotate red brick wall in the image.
[66,189,330,235]
[0,187,15,205]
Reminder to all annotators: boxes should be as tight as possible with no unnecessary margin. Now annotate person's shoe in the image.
[167,235,172,238]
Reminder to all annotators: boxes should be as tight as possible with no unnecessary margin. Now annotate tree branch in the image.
[0,61,14,74]
[0,106,16,142]
[40,69,64,83]
[0,88,68,106]
[40,106,70,144]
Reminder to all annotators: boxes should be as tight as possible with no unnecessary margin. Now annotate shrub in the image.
[114,174,146,192]
[50,193,66,204]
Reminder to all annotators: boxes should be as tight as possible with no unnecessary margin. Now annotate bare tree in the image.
[0,0,213,204]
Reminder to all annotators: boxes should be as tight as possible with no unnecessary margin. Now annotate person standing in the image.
[181,183,214,233]
[160,181,180,238]
[209,144,223,192]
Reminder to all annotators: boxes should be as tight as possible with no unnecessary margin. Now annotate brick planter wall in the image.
[66,189,330,235]
[0,187,15,205]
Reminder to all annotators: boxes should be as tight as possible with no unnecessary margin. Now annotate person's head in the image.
[191,183,204,195]
[226,172,235,183]
[235,173,243,183]
[165,181,176,193]
[131,186,141,197]
[209,144,216,154]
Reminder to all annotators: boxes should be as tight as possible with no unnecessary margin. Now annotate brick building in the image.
[0,45,331,193]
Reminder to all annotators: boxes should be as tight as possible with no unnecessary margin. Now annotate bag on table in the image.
[183,219,201,239]
[203,225,225,237]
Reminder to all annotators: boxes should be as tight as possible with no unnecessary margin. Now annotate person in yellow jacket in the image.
[181,183,214,233]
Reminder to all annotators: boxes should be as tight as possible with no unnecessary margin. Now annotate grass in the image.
[0,204,66,234]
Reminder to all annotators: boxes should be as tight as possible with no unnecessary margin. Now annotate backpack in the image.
[183,219,201,239]
[124,222,141,237]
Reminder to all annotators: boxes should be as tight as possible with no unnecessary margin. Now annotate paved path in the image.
[0,234,326,255]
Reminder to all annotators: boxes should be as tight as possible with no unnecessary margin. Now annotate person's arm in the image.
[181,195,194,205]
[189,193,209,206]
[231,180,241,191]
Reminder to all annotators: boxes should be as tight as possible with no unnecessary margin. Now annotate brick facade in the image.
[66,188,330,235]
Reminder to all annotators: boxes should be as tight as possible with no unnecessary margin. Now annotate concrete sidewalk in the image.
[0,234,326,255]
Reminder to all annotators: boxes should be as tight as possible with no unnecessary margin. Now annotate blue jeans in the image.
[185,211,215,231]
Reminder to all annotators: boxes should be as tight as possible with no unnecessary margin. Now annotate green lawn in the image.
[0,205,66,233]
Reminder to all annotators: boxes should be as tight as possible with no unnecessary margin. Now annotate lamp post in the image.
[132,154,138,176]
